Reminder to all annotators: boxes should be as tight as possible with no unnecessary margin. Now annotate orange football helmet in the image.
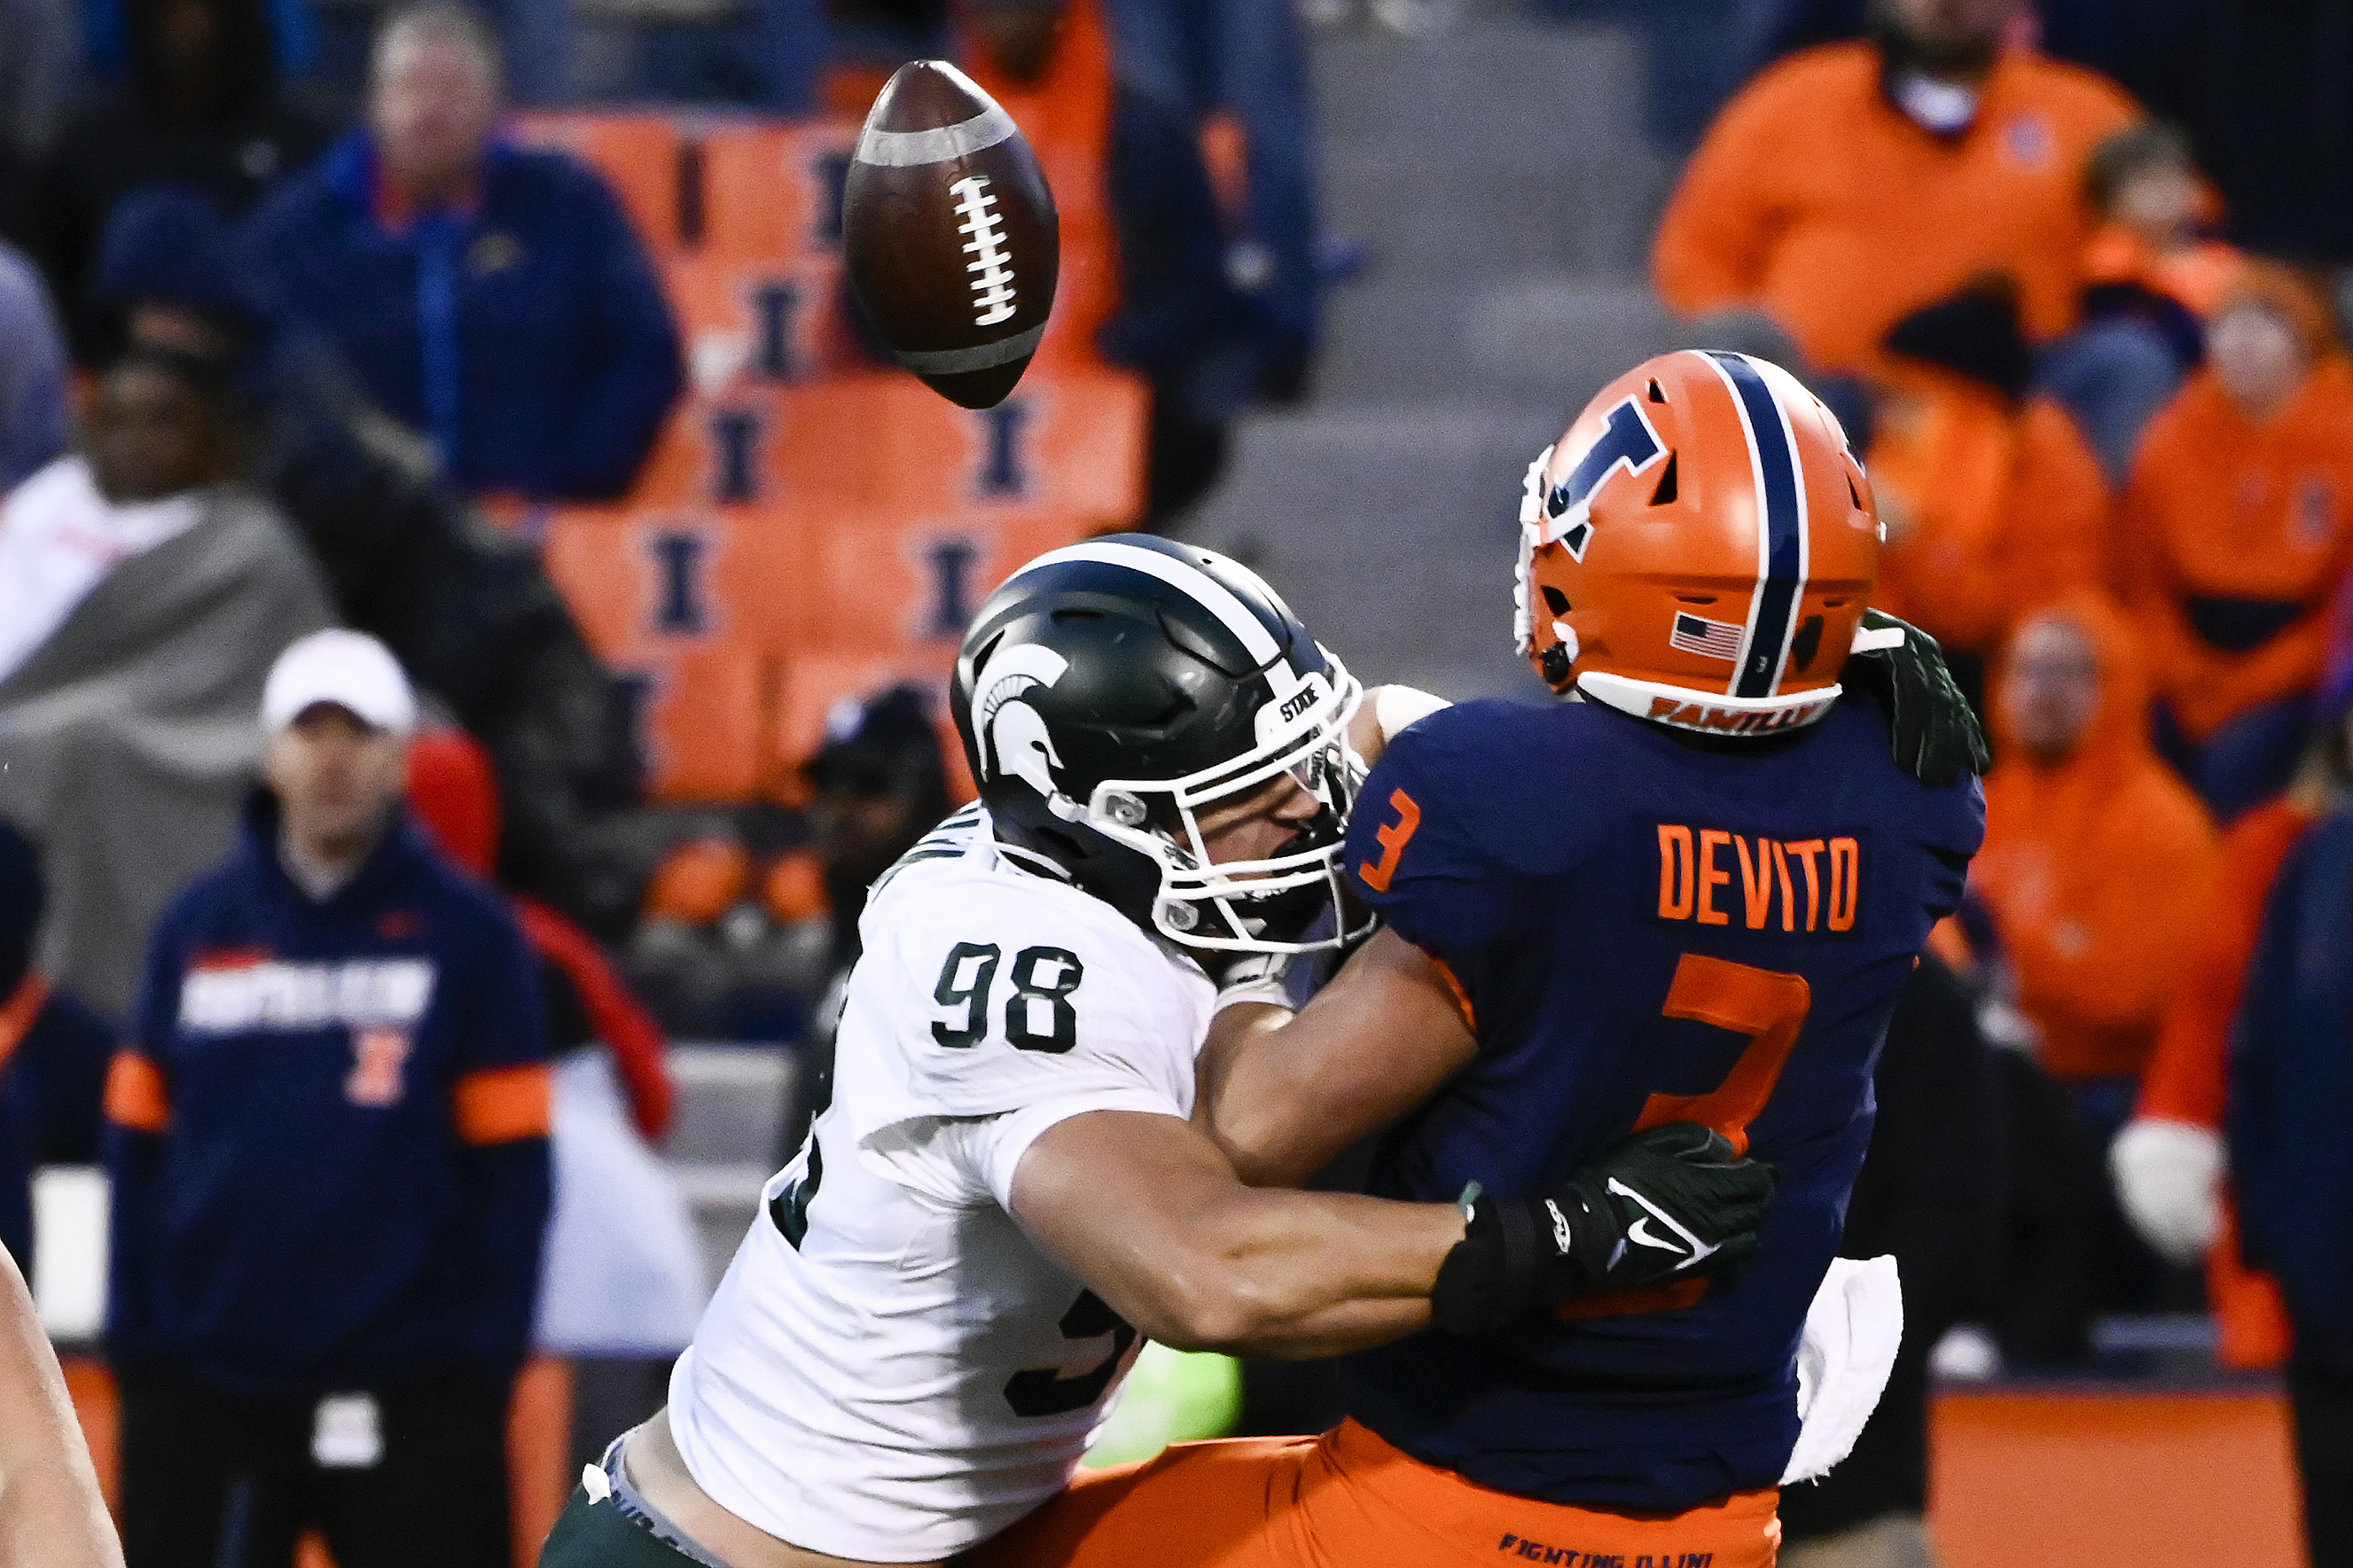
[1515,350,1880,736]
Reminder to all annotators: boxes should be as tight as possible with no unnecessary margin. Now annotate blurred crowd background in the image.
[3,0,2353,1564]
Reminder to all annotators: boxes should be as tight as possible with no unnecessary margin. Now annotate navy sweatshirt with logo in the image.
[105,799,551,1399]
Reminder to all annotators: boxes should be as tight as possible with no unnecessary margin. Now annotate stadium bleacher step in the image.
[661,1045,799,1289]
[661,1044,797,1168]
[1182,11,1671,701]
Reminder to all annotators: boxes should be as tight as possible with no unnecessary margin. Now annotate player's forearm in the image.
[0,1256,121,1568]
[1137,1190,1459,1360]
[1200,930,1477,1189]
[1014,1112,1461,1363]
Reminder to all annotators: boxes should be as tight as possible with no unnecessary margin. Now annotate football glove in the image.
[1431,1122,1776,1335]
[1208,948,1294,1017]
[1841,610,1990,790]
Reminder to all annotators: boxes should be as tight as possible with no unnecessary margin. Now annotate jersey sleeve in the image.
[957,1092,1184,1213]
[1344,706,1544,957]
[837,880,1207,1154]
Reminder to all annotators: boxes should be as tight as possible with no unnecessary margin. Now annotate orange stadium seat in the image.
[663,251,856,389]
[508,110,684,254]
[698,117,861,264]
[622,386,854,510]
[793,505,1095,654]
[794,370,1147,524]
[541,501,809,801]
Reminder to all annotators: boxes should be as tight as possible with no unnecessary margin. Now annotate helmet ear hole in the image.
[1541,586,1571,616]
[1649,452,1679,506]
[1647,378,1668,404]
[1846,472,1862,510]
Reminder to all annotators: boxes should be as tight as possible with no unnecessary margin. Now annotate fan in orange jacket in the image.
[1971,589,2220,1100]
[1651,1,2136,376]
[2124,263,2353,821]
[1864,285,2115,673]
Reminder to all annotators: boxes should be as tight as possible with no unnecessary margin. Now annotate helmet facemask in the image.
[1078,653,1372,956]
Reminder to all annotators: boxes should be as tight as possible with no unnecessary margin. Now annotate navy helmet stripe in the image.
[1706,353,1807,699]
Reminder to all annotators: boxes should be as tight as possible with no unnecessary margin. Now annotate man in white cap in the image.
[104,628,552,1568]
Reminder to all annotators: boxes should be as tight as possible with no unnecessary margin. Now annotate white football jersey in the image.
[667,806,1216,1563]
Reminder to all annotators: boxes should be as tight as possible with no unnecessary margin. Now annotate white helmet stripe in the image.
[1008,540,1286,668]
[1699,351,1810,701]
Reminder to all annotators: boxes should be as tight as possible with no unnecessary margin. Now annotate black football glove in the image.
[1841,609,1990,790]
[1430,1122,1776,1335]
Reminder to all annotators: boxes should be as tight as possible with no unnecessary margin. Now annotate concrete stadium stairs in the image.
[1176,9,1685,703]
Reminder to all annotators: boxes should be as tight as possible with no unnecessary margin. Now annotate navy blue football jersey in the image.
[1337,695,1983,1513]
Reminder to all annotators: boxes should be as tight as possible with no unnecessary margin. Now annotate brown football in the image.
[842,60,1060,410]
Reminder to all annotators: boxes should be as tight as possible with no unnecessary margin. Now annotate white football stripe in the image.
[891,321,1047,373]
[1010,541,1283,666]
[856,73,1019,168]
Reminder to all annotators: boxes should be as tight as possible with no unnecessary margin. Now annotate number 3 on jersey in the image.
[1637,953,1810,1156]
[931,942,1086,1054]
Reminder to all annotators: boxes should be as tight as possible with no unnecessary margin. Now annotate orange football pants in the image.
[963,1419,1781,1568]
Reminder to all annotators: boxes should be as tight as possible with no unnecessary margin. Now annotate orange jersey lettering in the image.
[1652,825,1862,937]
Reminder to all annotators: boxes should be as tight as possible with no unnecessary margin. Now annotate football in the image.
[842,60,1060,410]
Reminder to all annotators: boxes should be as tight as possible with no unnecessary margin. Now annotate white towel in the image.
[1782,1254,1904,1486]
[535,1051,709,1356]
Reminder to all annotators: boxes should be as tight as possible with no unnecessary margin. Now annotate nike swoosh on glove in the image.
[1841,609,1990,789]
[1431,1122,1777,1334]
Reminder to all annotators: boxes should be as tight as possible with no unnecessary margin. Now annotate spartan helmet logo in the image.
[972,642,1071,800]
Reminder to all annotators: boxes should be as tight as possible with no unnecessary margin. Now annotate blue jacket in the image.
[105,799,551,1397]
[2230,808,2353,1369]
[0,985,112,1275]
[242,134,684,502]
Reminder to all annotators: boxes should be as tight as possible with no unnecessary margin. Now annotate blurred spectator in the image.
[1096,0,1320,520]
[2038,121,2240,483]
[629,687,950,1055]
[405,729,700,1468]
[2116,784,2312,1372]
[0,347,331,1020]
[2125,263,2353,823]
[19,0,337,360]
[0,822,113,1277]
[245,2,684,503]
[615,0,825,111]
[95,185,653,942]
[2080,121,2241,339]
[1652,0,2136,377]
[802,684,955,971]
[1864,282,2114,695]
[1971,590,2219,1133]
[0,240,68,489]
[0,0,75,207]
[2226,704,2353,1565]
[823,0,947,109]
[1780,953,2001,1568]
[2120,591,2353,1397]
[106,629,550,1568]
[2132,0,2353,268]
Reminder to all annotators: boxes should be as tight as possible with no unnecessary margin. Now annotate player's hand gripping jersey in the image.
[666,805,1213,1561]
